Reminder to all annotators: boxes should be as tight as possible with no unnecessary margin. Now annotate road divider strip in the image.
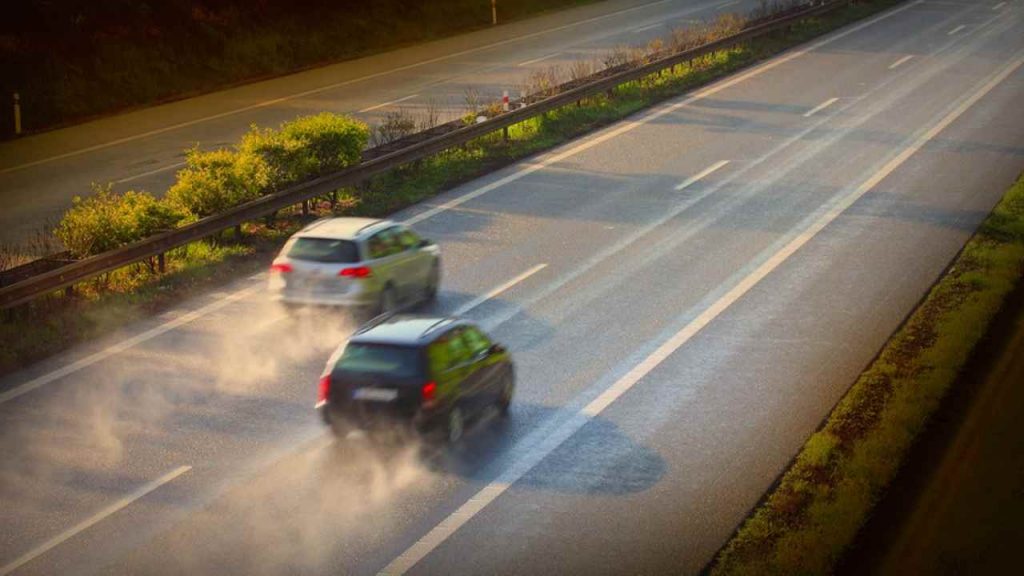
[889,54,914,69]
[803,97,839,117]
[358,94,420,114]
[675,160,731,191]
[0,465,192,576]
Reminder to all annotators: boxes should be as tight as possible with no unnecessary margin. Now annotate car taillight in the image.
[318,374,331,403]
[270,263,293,274]
[421,381,437,404]
[339,266,372,278]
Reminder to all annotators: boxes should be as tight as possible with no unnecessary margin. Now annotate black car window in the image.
[447,328,472,366]
[368,228,402,259]
[287,238,359,263]
[427,338,450,376]
[335,343,422,378]
[397,227,421,251]
[461,326,491,356]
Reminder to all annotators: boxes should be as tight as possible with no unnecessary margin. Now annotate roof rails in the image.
[355,219,388,236]
[419,317,454,338]
[353,312,395,335]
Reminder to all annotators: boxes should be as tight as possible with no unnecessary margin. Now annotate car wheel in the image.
[445,406,465,444]
[379,285,397,315]
[425,262,440,301]
[497,374,514,417]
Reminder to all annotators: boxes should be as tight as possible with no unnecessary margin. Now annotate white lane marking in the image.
[0,465,191,576]
[632,22,664,33]
[0,0,921,404]
[674,160,730,191]
[378,49,1024,576]
[452,264,547,316]
[114,161,186,184]
[403,0,923,227]
[0,285,259,406]
[517,52,561,67]
[0,0,683,175]
[359,94,420,113]
[993,2,1006,9]
[948,24,966,35]
[803,97,839,118]
[889,55,915,69]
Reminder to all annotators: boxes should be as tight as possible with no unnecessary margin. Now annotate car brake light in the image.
[318,374,331,403]
[421,381,437,403]
[270,263,293,274]
[339,266,372,278]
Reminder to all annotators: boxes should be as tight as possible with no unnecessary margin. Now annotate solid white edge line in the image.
[803,97,840,117]
[452,264,547,316]
[517,52,560,67]
[0,0,682,175]
[359,94,420,113]
[0,285,260,406]
[377,47,1024,576]
[993,2,1006,9]
[889,55,915,69]
[0,465,192,576]
[674,160,730,191]
[948,24,966,35]
[114,160,186,184]
[0,0,924,405]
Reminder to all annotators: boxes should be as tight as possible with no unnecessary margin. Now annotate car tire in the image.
[425,262,440,301]
[379,285,397,316]
[497,374,514,417]
[445,405,465,444]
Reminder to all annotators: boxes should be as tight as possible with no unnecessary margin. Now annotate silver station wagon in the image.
[268,217,441,314]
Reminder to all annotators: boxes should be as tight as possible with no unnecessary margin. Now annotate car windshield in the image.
[287,237,359,263]
[335,343,422,378]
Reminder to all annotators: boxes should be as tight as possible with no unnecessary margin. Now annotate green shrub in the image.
[165,147,270,217]
[55,184,185,258]
[240,113,368,190]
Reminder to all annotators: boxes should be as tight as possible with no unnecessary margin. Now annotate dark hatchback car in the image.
[316,315,515,443]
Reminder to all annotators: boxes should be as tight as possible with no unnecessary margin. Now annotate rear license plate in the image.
[353,388,398,402]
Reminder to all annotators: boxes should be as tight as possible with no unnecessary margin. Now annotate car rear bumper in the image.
[319,403,443,437]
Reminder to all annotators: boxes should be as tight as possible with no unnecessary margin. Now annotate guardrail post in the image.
[64,285,73,298]
[234,224,242,239]
[491,0,497,25]
[13,92,22,136]
[302,200,309,216]
[157,252,166,273]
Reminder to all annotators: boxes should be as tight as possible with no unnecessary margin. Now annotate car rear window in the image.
[335,343,423,378]
[287,237,360,263]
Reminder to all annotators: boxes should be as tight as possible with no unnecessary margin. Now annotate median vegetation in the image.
[1,0,904,376]
[710,172,1024,575]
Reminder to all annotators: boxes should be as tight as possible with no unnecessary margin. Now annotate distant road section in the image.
[0,0,758,248]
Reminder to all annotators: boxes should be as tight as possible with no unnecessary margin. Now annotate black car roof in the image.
[349,314,466,346]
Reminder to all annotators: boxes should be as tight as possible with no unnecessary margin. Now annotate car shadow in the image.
[325,401,666,497]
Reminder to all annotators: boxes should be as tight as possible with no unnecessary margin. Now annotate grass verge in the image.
[0,0,905,378]
[710,171,1024,575]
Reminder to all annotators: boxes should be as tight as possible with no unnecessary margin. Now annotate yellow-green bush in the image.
[240,112,368,190]
[165,147,270,217]
[55,184,186,258]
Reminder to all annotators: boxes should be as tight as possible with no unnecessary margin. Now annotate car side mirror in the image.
[488,343,505,355]
[419,238,433,248]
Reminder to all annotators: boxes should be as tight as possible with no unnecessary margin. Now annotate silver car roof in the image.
[293,217,392,240]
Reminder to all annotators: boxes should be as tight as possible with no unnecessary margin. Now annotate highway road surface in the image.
[1,0,1023,574]
[0,0,761,250]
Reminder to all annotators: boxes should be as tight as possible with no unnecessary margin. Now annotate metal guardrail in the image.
[0,0,847,309]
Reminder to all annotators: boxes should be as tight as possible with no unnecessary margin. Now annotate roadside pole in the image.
[13,92,21,136]
[492,0,497,25]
